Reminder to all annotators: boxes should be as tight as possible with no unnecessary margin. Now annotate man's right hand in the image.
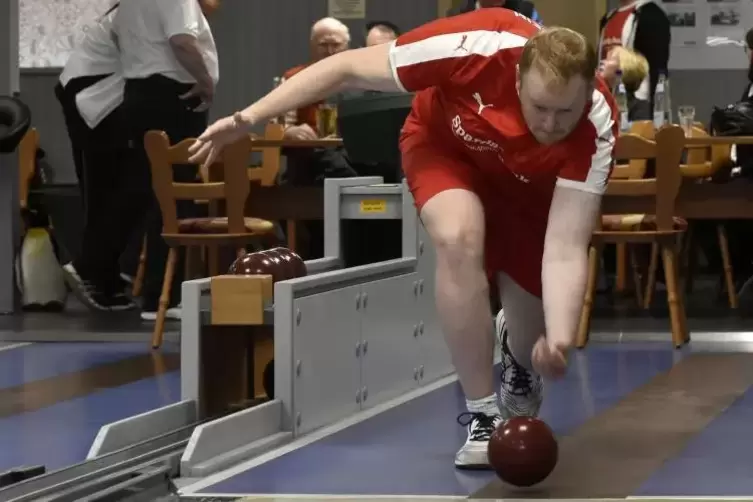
[284,124,319,141]
[180,79,215,112]
[188,111,249,167]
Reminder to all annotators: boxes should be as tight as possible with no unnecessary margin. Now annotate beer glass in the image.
[316,103,338,137]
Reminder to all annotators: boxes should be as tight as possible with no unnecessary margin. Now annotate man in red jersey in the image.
[189,9,618,469]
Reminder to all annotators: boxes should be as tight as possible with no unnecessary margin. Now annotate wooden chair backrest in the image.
[144,130,251,235]
[612,120,654,180]
[608,124,686,231]
[249,122,284,186]
[18,127,39,209]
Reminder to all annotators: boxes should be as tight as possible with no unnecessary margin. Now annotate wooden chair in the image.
[132,123,286,298]
[144,131,278,349]
[601,121,655,303]
[577,124,689,348]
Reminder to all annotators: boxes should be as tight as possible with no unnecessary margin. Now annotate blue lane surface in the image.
[199,343,683,496]
[0,371,180,471]
[636,381,753,496]
[0,342,178,389]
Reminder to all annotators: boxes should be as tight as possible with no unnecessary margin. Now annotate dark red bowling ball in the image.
[260,249,289,279]
[488,417,558,487]
[271,247,307,278]
[228,251,284,282]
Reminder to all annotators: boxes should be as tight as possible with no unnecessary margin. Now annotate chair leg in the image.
[716,224,738,309]
[628,245,644,307]
[286,220,297,252]
[614,243,628,293]
[643,243,659,309]
[132,236,147,297]
[661,243,688,347]
[151,247,178,350]
[683,226,696,295]
[576,244,600,349]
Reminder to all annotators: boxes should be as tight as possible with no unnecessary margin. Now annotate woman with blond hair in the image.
[600,46,652,120]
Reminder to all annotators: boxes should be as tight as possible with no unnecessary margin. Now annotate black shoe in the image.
[62,263,136,311]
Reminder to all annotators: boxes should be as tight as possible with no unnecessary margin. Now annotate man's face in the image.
[312,31,349,60]
[366,28,397,47]
[517,66,591,145]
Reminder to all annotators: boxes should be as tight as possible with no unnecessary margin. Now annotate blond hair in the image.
[518,27,598,88]
[609,46,649,93]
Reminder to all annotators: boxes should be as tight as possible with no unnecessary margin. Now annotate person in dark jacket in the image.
[598,0,670,111]
[447,0,542,23]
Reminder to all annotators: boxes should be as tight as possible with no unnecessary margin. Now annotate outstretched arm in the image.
[189,10,537,164]
[237,43,399,127]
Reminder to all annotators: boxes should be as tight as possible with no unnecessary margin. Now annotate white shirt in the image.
[59,7,125,129]
[113,0,219,85]
[59,9,120,87]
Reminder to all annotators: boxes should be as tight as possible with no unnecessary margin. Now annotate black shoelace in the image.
[506,361,533,396]
[457,412,497,441]
[502,336,534,396]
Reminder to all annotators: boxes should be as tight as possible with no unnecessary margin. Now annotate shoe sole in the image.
[62,266,136,312]
[61,266,111,312]
[455,463,493,470]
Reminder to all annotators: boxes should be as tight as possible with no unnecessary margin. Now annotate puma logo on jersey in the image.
[455,34,469,52]
[472,92,493,115]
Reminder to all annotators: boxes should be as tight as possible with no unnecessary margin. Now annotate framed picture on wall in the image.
[18,0,112,68]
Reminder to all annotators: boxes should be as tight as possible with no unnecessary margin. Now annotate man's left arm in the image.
[543,88,617,349]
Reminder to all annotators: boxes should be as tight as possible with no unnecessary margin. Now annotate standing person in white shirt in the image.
[56,2,138,312]
[112,0,220,321]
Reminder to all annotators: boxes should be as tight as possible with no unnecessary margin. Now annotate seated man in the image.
[365,21,401,46]
[279,17,356,188]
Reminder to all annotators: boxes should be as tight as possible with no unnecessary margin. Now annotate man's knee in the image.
[421,189,484,266]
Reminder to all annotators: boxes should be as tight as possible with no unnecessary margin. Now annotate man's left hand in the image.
[531,336,569,379]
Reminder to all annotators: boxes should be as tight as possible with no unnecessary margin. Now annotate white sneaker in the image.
[140,306,181,321]
[454,412,503,469]
[496,309,544,419]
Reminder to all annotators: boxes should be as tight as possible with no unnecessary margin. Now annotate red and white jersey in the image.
[388,9,618,197]
[600,2,637,59]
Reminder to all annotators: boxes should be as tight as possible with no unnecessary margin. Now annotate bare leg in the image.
[420,189,500,469]
[421,189,495,400]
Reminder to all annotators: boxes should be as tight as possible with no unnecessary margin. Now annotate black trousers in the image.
[55,76,140,292]
[118,75,208,311]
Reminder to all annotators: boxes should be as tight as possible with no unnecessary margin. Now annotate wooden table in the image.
[603,180,753,219]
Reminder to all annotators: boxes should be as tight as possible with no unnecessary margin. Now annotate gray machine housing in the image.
[83,177,454,484]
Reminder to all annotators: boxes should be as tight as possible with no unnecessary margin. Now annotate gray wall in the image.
[601,0,748,123]
[18,0,437,183]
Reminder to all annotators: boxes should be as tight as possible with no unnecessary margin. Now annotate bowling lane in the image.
[473,352,753,499]
[0,342,178,389]
[634,376,753,496]
[0,370,180,471]
[185,343,684,498]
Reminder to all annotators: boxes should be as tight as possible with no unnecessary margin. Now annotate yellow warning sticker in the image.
[359,199,387,213]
